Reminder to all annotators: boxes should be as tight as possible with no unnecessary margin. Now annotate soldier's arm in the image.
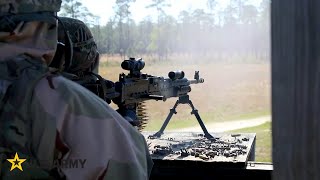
[31,76,153,180]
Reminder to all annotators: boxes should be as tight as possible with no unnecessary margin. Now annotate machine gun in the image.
[74,57,213,139]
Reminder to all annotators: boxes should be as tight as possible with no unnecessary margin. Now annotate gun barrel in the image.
[189,78,204,84]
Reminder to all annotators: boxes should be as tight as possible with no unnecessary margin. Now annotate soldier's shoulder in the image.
[37,74,104,103]
[33,74,115,119]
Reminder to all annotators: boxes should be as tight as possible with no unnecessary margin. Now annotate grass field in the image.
[144,110,270,131]
[228,122,272,162]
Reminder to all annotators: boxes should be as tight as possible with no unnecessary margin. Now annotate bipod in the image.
[151,95,213,139]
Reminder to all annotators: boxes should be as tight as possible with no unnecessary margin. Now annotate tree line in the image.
[60,0,270,62]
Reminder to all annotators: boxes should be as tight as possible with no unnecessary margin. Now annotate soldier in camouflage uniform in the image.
[51,16,115,104]
[52,17,149,127]
[0,1,153,179]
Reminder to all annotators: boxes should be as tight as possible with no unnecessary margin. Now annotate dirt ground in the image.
[174,115,271,132]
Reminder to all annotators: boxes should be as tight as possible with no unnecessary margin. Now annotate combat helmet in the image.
[0,0,61,15]
[0,0,62,30]
[51,17,100,75]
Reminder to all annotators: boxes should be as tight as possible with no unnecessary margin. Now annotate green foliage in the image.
[113,0,136,57]
[145,0,171,17]
[228,122,272,162]
[80,0,270,62]
[59,0,98,25]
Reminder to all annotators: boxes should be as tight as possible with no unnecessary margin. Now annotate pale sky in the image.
[81,0,261,25]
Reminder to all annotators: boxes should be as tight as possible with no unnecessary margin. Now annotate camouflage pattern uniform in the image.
[0,1,153,179]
